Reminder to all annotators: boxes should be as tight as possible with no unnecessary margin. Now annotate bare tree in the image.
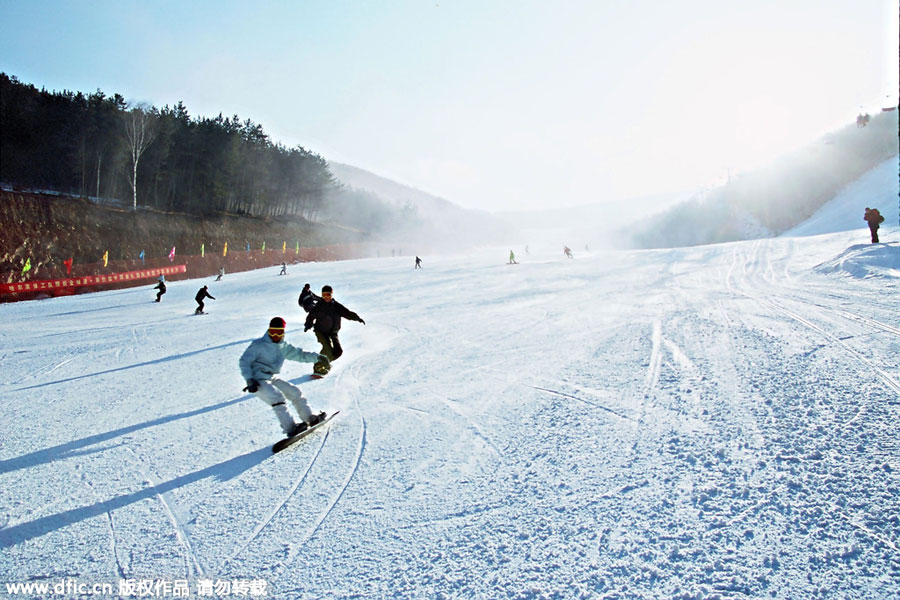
[123,104,157,210]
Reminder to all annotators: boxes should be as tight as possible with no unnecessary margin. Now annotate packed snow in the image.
[1,162,898,599]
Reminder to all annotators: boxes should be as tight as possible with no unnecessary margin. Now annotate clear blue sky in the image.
[1,0,897,212]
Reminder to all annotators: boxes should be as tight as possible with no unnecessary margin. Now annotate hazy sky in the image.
[1,0,897,212]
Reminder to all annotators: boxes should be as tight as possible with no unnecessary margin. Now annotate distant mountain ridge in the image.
[328,162,456,213]
[325,161,519,251]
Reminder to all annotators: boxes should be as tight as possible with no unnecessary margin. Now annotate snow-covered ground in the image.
[1,161,898,599]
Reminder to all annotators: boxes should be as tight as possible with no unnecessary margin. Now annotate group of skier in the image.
[239,282,365,439]
[152,276,216,315]
[176,203,892,444]
[152,268,366,441]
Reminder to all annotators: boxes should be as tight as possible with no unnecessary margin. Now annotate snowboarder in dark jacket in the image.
[154,280,167,302]
[864,207,885,243]
[195,285,215,314]
[304,285,365,376]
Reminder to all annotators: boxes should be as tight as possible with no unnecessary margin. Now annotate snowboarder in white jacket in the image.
[239,317,325,437]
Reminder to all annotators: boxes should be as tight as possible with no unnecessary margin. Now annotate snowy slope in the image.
[783,157,899,237]
[1,179,899,598]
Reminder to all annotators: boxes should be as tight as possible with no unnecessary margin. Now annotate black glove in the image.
[359,318,366,325]
[304,325,311,332]
[244,380,259,393]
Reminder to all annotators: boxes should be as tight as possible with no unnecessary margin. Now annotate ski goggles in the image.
[321,292,333,298]
[268,327,285,340]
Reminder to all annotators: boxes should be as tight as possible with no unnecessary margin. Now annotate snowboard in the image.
[272,411,340,454]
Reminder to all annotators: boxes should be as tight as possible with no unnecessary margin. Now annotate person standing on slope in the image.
[415,256,422,269]
[864,207,885,243]
[304,285,365,377]
[239,317,326,437]
[195,285,215,314]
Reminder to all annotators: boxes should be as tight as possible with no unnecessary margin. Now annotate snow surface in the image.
[1,162,899,599]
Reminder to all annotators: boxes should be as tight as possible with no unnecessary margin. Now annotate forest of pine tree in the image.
[0,73,335,220]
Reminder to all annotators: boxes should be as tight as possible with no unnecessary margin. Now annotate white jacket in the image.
[239,332,319,383]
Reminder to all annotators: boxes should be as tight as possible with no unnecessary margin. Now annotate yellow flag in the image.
[223,242,228,257]
[201,243,205,258]
[103,251,109,267]
[282,241,286,253]
[21,258,31,275]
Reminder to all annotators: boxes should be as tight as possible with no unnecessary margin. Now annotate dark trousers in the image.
[156,290,165,302]
[196,300,205,313]
[869,224,880,243]
[314,330,343,374]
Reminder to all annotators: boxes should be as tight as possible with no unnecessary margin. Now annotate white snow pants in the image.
[255,378,312,435]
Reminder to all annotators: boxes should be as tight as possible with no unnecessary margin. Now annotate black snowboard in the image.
[272,411,340,454]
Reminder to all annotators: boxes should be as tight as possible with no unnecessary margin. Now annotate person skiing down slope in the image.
[195,285,215,314]
[304,285,365,376]
[153,279,167,302]
[239,317,326,437]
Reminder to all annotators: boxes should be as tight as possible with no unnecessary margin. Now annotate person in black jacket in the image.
[154,279,167,302]
[298,283,320,313]
[195,285,215,314]
[864,207,885,243]
[304,285,365,376]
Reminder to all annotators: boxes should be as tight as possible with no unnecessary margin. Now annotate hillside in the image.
[632,109,899,248]
[325,162,520,251]
[0,190,373,290]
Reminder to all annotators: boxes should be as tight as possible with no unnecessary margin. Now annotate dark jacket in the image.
[298,287,320,313]
[196,287,215,302]
[305,299,363,335]
[154,282,166,292]
[864,209,885,227]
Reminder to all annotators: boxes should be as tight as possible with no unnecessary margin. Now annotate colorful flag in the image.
[282,241,286,254]
[223,242,228,257]
[139,250,145,264]
[168,246,176,262]
[295,241,299,254]
[103,251,109,267]
[201,243,205,258]
[246,242,250,253]
[21,258,31,276]
[63,257,73,276]
[261,241,266,254]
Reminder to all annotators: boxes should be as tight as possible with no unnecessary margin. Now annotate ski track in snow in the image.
[123,446,206,579]
[1,190,899,598]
